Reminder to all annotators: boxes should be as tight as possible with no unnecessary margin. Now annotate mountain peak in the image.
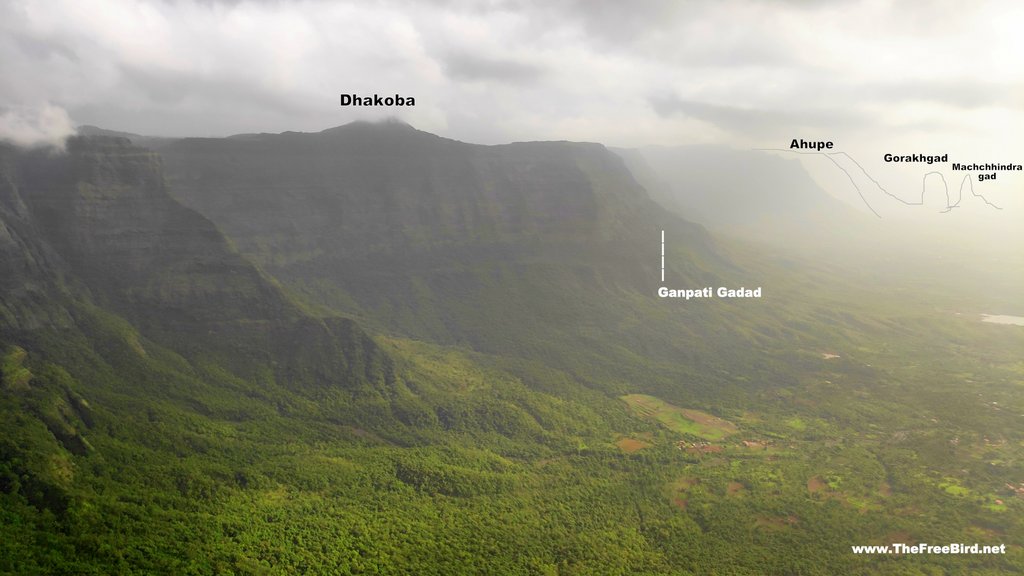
[320,117,415,133]
[76,125,142,139]
[209,119,447,149]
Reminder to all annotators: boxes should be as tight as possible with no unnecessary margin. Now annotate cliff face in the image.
[156,122,728,350]
[0,136,386,390]
[14,137,294,331]
[0,146,73,331]
[159,121,684,263]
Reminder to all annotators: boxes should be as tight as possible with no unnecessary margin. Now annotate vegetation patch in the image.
[785,417,807,431]
[982,496,1007,512]
[938,478,970,497]
[1,346,32,389]
[667,476,699,510]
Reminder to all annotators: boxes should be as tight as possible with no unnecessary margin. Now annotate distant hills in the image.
[616,145,868,245]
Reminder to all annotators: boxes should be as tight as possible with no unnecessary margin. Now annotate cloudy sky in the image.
[1,0,1021,216]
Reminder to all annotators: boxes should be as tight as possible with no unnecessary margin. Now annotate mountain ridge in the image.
[154,121,739,372]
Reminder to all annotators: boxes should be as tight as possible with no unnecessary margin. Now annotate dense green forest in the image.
[1,131,1021,574]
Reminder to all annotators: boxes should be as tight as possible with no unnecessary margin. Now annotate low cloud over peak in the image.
[0,103,74,148]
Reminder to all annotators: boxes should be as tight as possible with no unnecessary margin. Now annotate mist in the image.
[0,103,74,148]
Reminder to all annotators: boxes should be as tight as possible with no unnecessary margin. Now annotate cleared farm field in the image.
[621,394,738,440]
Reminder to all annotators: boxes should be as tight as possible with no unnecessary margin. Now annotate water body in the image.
[981,314,1024,326]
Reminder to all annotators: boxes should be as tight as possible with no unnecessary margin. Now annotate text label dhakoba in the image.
[658,286,762,299]
[340,94,415,106]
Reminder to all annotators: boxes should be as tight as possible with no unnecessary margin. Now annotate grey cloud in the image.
[533,0,828,58]
[443,53,545,82]
[540,0,687,47]
[649,94,860,137]
[865,81,1023,110]
[13,33,78,62]
[70,66,326,138]
[119,65,308,114]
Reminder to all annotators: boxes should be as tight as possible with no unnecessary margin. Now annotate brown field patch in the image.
[881,531,914,545]
[680,409,739,434]
[807,476,827,493]
[668,477,698,511]
[755,515,798,531]
[615,437,651,453]
[893,505,922,517]
[965,525,1003,541]
[673,477,699,491]
[739,411,762,424]
[878,481,892,497]
[727,481,745,496]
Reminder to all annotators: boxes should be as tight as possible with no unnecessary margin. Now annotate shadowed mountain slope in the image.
[155,122,761,386]
[0,136,389,394]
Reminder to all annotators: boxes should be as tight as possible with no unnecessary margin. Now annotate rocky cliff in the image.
[155,121,731,355]
[0,136,387,391]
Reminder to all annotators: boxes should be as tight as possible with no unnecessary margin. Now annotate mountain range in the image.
[1,122,1020,574]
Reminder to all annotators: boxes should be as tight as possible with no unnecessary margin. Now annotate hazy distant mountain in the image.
[616,146,867,244]
[75,125,141,139]
[76,125,177,150]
